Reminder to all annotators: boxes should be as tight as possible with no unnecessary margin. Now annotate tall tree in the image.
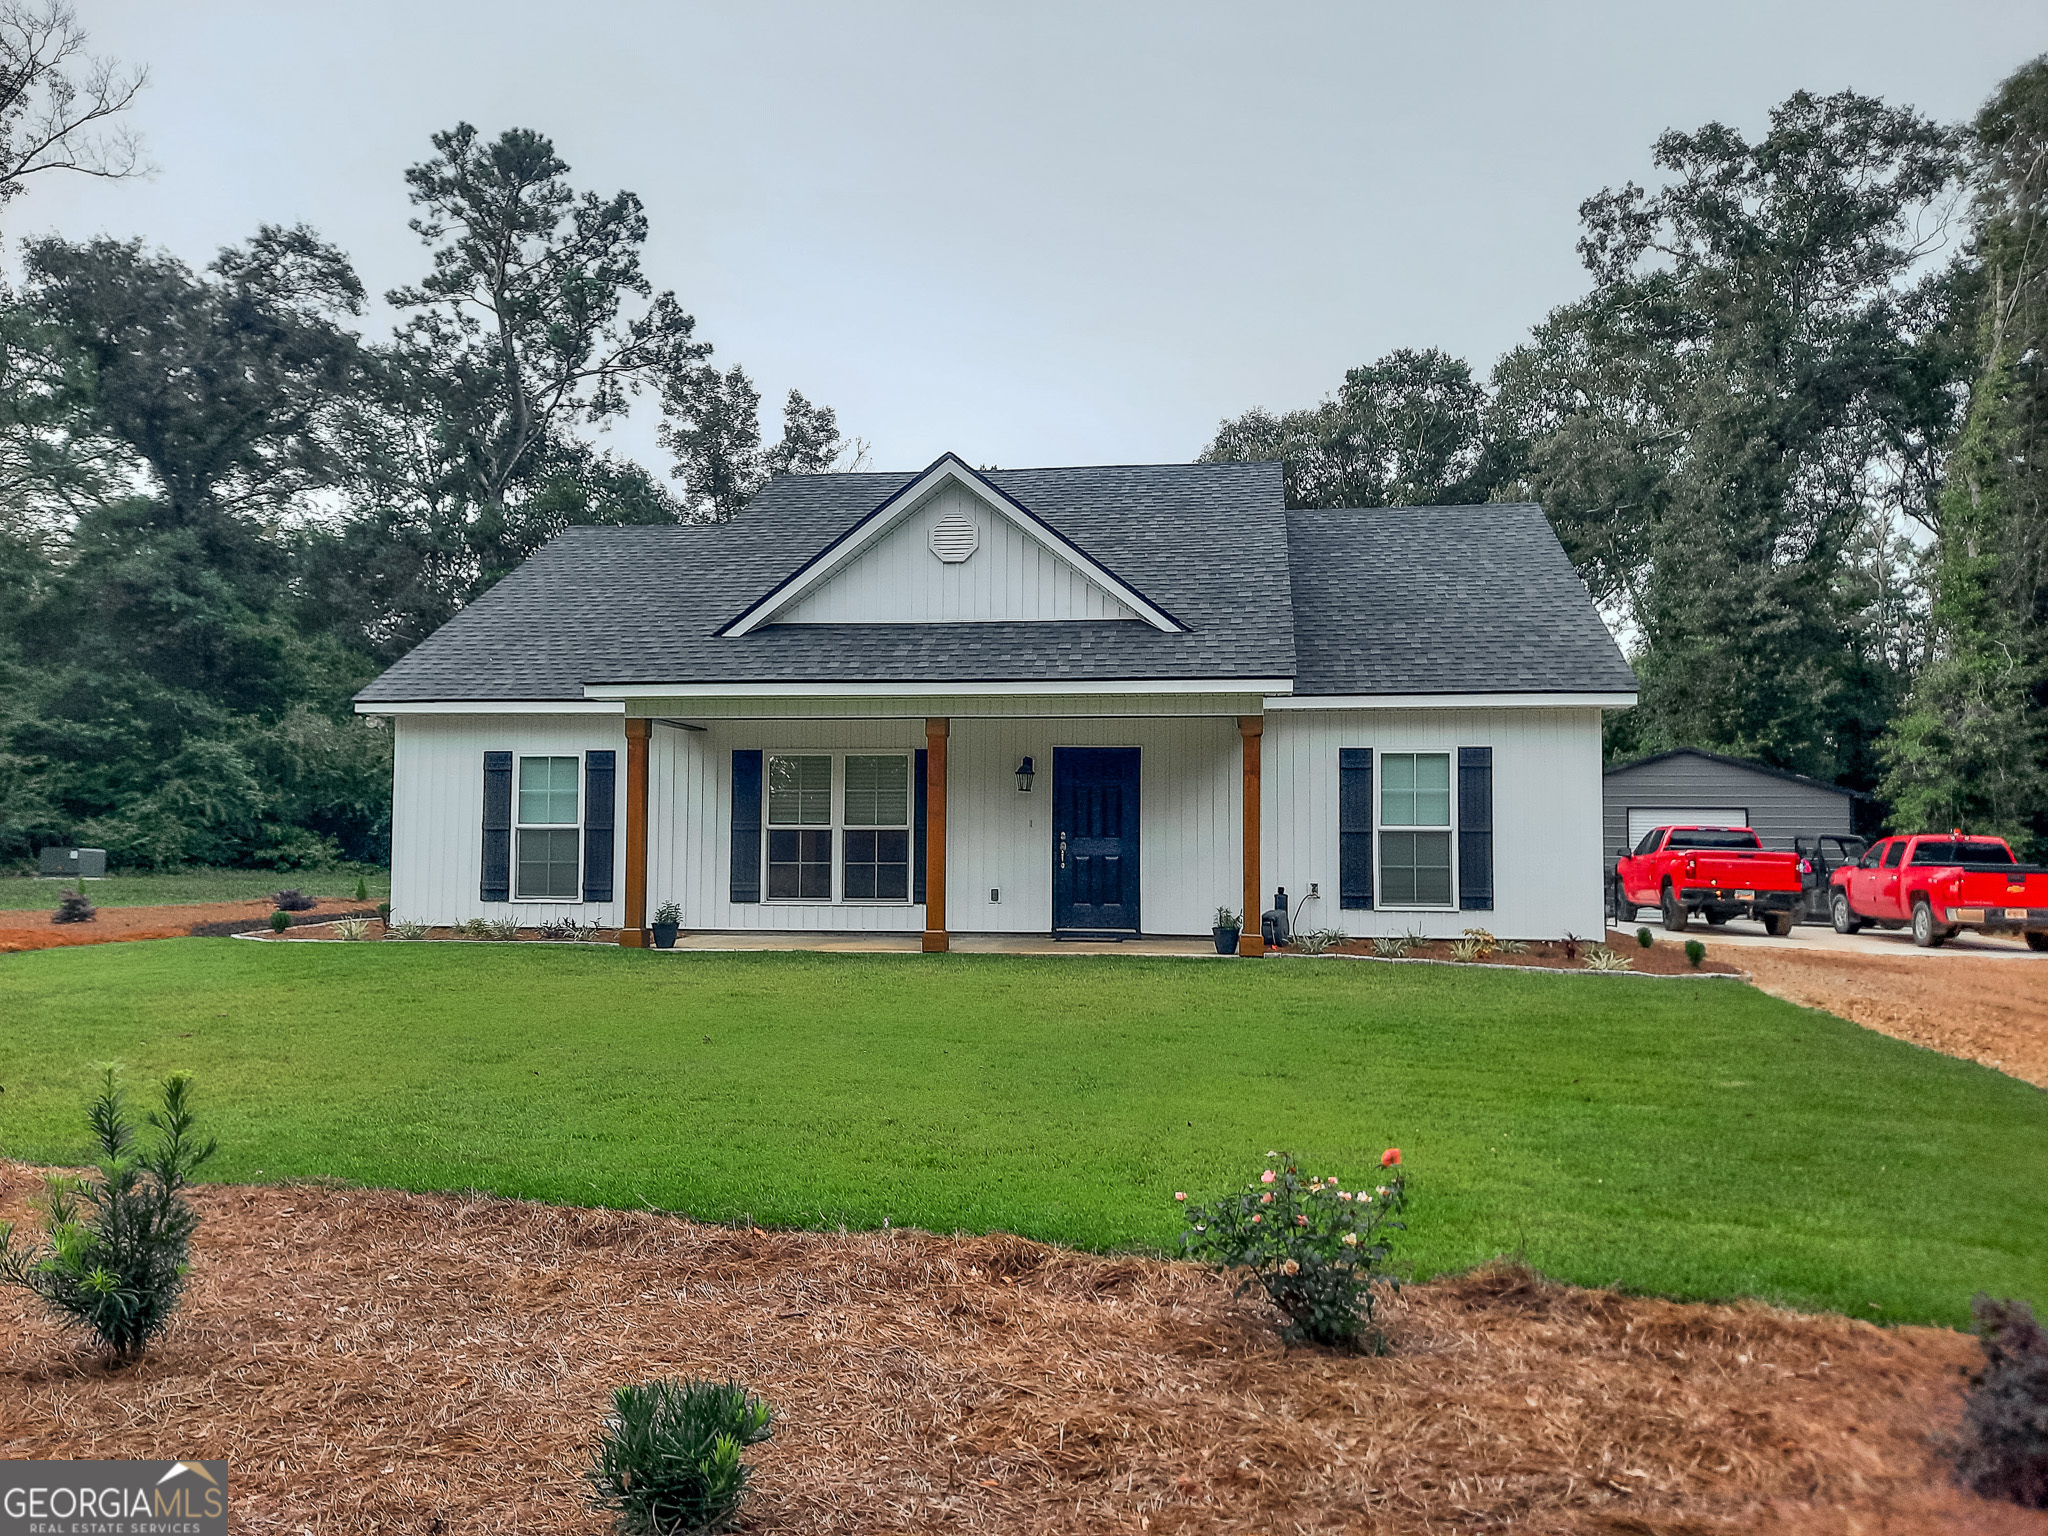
[1200,347,1498,508]
[0,0,146,217]
[1882,56,2048,849]
[1493,90,1969,783]
[658,364,847,521]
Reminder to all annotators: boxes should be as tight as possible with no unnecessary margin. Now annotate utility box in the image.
[38,847,107,879]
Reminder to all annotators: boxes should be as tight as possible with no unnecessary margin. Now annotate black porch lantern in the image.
[1015,755,1035,792]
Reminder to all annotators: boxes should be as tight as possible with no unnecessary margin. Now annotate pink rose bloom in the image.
[1174,1192,1187,1202]
[1381,1148,1402,1167]
[1252,1213,1262,1224]
[1260,1192,1272,1204]
[1338,1191,1353,1201]
[1280,1259,1299,1276]
[1261,1170,1277,1185]
[1342,1232,1359,1246]
[1294,1214,1308,1226]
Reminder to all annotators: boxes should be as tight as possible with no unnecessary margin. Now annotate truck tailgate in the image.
[1681,852,1804,892]
[1942,867,2048,922]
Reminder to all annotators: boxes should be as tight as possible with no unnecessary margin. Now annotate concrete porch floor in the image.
[658,931,1228,957]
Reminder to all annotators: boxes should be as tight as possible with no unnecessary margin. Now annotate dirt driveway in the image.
[1613,918,2048,1088]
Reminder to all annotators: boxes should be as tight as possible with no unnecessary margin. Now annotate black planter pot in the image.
[650,921,679,949]
[1213,926,1241,955]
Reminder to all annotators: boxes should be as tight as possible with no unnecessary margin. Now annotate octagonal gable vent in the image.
[929,510,979,563]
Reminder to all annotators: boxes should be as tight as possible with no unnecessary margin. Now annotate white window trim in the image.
[1376,749,1458,912]
[761,750,915,906]
[513,752,584,904]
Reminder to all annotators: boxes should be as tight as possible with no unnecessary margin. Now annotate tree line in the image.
[0,5,859,869]
[1206,62,2048,854]
[0,5,2040,867]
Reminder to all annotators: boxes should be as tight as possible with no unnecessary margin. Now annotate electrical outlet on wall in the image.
[990,887,1000,902]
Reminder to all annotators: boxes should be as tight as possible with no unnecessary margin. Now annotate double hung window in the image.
[516,756,581,900]
[764,752,913,902]
[1379,751,1453,907]
[767,755,833,899]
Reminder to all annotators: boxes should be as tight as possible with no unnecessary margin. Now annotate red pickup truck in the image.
[1615,825,1805,936]
[1829,833,2048,949]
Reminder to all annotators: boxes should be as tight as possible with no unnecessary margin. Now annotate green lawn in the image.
[0,867,388,910]
[1,940,2041,1327]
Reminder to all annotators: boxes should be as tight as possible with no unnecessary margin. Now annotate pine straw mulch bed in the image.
[1294,936,1741,977]
[0,898,380,953]
[1,1171,2035,1535]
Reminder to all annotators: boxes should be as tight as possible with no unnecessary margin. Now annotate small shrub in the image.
[1497,938,1529,954]
[1561,932,1582,960]
[333,917,372,941]
[653,900,683,927]
[1685,938,1706,968]
[1180,1150,1409,1349]
[485,917,521,942]
[586,1377,774,1534]
[1212,905,1241,931]
[1370,934,1411,958]
[271,888,316,912]
[51,889,96,924]
[1461,927,1497,957]
[268,910,291,933]
[0,1070,217,1361]
[459,917,492,939]
[386,920,429,941]
[353,875,369,901]
[1582,945,1633,972]
[1954,1295,2048,1508]
[1448,936,1484,962]
[1291,928,1346,956]
[1636,926,1654,949]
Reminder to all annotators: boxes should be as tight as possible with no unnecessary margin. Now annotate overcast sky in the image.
[12,1,2041,474]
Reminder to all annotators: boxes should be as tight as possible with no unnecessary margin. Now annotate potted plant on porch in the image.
[1213,906,1242,955]
[650,901,681,950]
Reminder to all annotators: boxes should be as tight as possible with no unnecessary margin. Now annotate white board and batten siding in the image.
[649,715,1242,936]
[770,482,1140,625]
[389,714,626,928]
[1264,706,1608,941]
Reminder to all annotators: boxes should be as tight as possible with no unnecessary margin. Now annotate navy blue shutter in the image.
[730,750,763,903]
[582,750,616,903]
[480,751,512,902]
[912,747,928,905]
[1458,746,1494,911]
[1339,748,1373,910]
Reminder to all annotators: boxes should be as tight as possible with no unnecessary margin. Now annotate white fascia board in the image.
[583,677,1294,700]
[354,699,626,716]
[1264,691,1639,711]
[719,454,1184,636]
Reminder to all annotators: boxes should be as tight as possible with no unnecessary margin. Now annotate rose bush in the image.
[1179,1150,1409,1349]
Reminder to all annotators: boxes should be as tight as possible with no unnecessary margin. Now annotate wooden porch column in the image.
[619,718,651,947]
[1239,715,1264,956]
[923,717,949,953]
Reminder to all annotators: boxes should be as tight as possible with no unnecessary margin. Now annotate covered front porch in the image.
[597,686,1273,954]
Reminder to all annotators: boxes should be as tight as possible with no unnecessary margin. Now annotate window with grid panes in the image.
[1379,751,1453,906]
[515,756,581,899]
[766,755,833,899]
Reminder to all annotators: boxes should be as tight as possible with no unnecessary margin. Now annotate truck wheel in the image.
[1661,884,1688,932]
[1763,911,1794,938]
[1911,899,1945,949]
[1830,891,1862,935]
[2026,931,2048,953]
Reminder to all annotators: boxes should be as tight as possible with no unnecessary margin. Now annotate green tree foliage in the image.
[1201,347,1499,509]
[1882,58,2048,852]
[659,363,848,521]
[1494,91,1969,784]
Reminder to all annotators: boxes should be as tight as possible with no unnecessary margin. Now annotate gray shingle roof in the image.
[1285,503,1636,696]
[355,463,1634,704]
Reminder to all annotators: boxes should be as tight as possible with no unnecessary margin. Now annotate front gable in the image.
[721,455,1182,635]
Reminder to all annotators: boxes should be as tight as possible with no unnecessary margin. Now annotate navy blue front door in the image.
[1053,747,1140,933]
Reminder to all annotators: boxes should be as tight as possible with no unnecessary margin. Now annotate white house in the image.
[354,455,1637,949]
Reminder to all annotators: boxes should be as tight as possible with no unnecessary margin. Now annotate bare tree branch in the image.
[0,0,149,213]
